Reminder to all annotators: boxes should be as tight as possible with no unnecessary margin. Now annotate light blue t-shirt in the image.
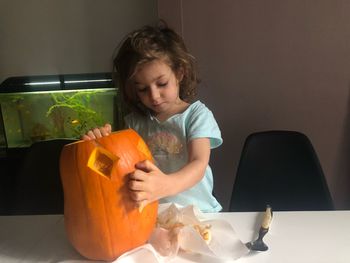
[124,100,223,212]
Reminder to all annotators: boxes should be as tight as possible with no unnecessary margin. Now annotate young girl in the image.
[83,23,223,213]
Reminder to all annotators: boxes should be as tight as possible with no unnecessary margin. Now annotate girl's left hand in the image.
[128,160,171,209]
[81,123,112,140]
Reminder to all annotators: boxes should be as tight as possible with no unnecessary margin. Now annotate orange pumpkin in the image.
[60,129,158,261]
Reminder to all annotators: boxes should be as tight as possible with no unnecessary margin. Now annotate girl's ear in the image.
[176,67,184,83]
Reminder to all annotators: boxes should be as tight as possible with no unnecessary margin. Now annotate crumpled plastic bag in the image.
[115,203,249,263]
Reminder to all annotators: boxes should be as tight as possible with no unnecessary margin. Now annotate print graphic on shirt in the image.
[147,131,183,157]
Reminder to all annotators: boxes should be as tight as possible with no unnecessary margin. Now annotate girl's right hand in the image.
[81,123,112,140]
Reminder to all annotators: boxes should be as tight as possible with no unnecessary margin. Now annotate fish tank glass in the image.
[0,73,123,150]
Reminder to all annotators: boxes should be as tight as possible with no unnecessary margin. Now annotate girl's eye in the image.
[158,82,168,87]
[136,87,148,93]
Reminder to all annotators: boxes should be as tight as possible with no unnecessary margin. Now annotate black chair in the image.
[229,131,334,212]
[10,139,76,215]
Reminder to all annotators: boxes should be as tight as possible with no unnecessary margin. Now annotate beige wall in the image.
[159,0,350,210]
[0,0,158,83]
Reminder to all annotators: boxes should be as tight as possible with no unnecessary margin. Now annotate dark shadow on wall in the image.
[335,85,350,209]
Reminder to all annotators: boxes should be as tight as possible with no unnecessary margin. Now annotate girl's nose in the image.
[149,87,160,101]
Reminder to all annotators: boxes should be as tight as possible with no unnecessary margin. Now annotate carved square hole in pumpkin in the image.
[87,146,119,179]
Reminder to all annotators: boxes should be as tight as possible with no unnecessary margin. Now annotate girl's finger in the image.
[81,134,93,141]
[104,123,112,133]
[135,159,158,172]
[92,127,103,138]
[129,190,147,202]
[100,126,110,137]
[85,130,97,140]
[129,169,148,181]
[129,178,144,191]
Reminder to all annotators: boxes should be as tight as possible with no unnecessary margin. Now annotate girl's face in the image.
[131,59,186,119]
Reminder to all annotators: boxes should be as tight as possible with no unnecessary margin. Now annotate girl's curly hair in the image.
[113,21,199,114]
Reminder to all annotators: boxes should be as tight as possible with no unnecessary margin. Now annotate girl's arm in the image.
[128,137,211,207]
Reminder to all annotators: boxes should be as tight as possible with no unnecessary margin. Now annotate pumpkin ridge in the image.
[75,142,112,259]
[98,134,134,257]
[108,133,142,250]
[107,133,135,252]
[61,145,83,253]
[97,172,114,257]
[86,141,116,259]
[74,144,93,254]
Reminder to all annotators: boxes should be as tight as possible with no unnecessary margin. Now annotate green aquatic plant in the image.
[46,90,107,138]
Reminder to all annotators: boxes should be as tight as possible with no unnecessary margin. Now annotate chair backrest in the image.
[11,139,76,215]
[229,131,334,211]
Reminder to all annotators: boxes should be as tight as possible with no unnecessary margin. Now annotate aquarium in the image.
[0,73,122,150]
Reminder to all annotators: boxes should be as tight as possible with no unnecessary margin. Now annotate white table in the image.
[0,210,349,263]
